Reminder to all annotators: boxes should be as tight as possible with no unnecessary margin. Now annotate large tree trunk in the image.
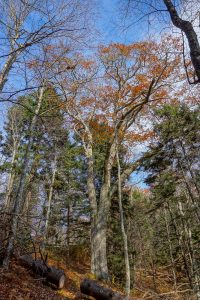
[90,159,114,280]
[87,138,116,280]
[86,146,110,280]
[91,210,109,280]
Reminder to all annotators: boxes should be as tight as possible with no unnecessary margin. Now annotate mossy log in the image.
[80,278,124,300]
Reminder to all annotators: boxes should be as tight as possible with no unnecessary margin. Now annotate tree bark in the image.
[116,147,130,299]
[80,278,124,300]
[4,108,21,211]
[44,151,57,242]
[91,210,109,280]
[90,142,117,280]
[85,141,110,280]
[4,142,18,210]
[19,255,65,289]
[163,0,200,83]
[0,53,18,92]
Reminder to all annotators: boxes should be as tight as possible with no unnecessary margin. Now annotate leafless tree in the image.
[122,0,200,84]
[0,0,95,99]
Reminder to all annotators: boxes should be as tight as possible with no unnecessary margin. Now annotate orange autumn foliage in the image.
[50,36,183,151]
[89,119,114,143]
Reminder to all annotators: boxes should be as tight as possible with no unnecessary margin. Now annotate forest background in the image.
[0,1,199,299]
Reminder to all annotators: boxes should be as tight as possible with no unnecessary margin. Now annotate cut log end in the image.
[58,274,65,289]
[46,266,65,289]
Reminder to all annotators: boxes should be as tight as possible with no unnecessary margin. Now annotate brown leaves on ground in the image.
[0,256,92,300]
[0,257,194,300]
[0,259,67,300]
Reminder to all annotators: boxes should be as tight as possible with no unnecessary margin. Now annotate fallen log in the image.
[46,266,65,289]
[19,255,65,289]
[80,278,124,300]
[19,254,33,268]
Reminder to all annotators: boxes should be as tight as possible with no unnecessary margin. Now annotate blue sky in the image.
[0,0,159,188]
[97,0,170,46]
[98,0,147,44]
[1,1,198,189]
[0,0,149,127]
[0,0,153,188]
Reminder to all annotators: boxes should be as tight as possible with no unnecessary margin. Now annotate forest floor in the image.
[0,255,194,300]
